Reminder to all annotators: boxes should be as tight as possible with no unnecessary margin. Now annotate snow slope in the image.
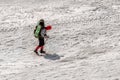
[0,0,120,80]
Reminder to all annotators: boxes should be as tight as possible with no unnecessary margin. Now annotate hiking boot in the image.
[34,50,39,55]
[40,50,46,54]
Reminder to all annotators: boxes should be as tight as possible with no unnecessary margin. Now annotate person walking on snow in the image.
[34,19,49,55]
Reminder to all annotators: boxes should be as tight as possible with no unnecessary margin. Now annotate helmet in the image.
[38,19,45,27]
[40,19,44,22]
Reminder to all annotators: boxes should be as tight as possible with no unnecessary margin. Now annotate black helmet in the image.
[39,19,45,27]
[40,19,44,22]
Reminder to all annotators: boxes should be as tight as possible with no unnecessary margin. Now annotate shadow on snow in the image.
[44,54,61,60]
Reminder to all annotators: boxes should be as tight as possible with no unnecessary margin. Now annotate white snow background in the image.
[0,0,120,80]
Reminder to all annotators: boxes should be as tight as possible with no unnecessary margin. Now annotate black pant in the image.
[38,38,45,46]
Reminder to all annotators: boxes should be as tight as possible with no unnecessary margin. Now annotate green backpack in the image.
[34,25,41,38]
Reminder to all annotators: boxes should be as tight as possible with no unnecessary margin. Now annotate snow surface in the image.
[0,0,120,80]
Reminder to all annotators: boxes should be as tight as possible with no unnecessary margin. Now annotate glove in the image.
[45,35,49,38]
